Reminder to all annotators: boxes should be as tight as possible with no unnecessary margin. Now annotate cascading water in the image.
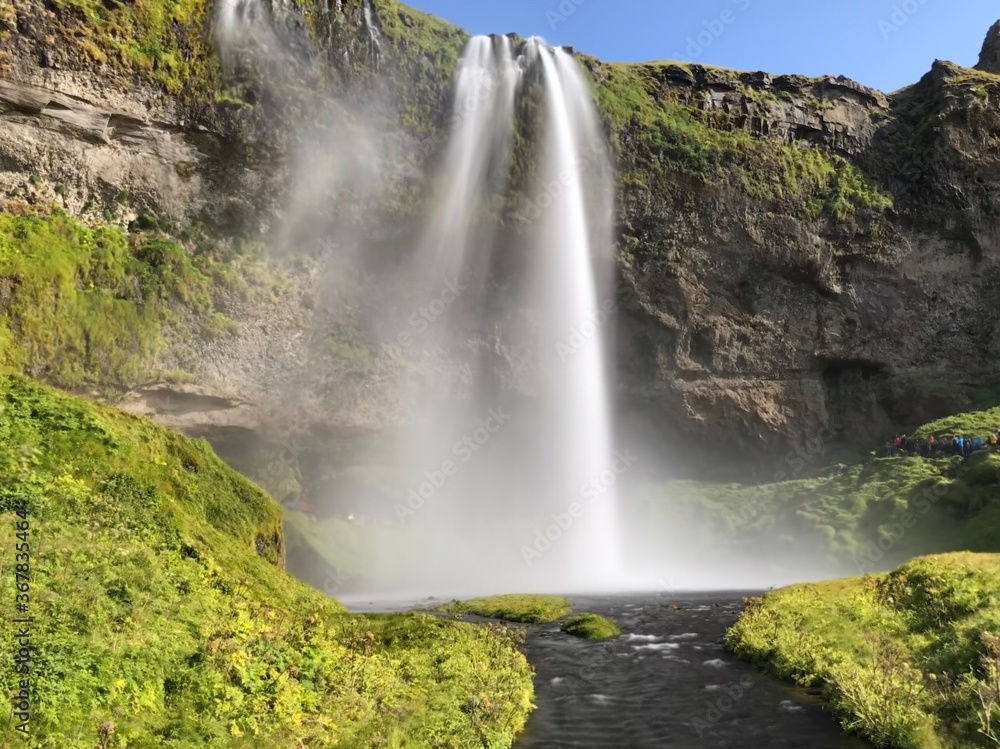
[416,35,521,284]
[525,40,621,588]
[362,0,382,70]
[365,36,621,595]
[214,7,622,594]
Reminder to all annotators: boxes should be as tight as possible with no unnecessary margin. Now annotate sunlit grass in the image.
[440,594,572,624]
[727,553,1000,748]
[0,374,535,746]
[561,613,621,641]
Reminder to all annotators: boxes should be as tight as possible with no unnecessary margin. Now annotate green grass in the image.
[0,205,264,393]
[201,311,241,339]
[282,511,374,580]
[0,373,534,746]
[629,451,1000,576]
[866,60,1000,222]
[586,60,893,225]
[0,206,204,390]
[39,0,215,95]
[913,404,1000,440]
[727,553,1000,748]
[12,0,465,104]
[627,393,1000,572]
[441,595,572,624]
[560,614,621,641]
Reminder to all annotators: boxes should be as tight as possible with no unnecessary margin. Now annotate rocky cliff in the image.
[2,0,1000,493]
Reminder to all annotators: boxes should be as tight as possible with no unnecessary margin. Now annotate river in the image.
[347,591,870,748]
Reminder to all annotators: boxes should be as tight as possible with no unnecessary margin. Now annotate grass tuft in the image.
[561,613,621,641]
[441,594,572,624]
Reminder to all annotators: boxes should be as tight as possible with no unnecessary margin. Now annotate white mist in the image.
[365,37,622,597]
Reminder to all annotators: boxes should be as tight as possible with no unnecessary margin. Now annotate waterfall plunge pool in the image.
[346,592,870,748]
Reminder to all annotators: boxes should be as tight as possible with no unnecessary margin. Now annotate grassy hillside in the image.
[913,406,1000,440]
[627,435,1000,576]
[0,373,533,747]
[728,553,1000,748]
[715,404,1000,746]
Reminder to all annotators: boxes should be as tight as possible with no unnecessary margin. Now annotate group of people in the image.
[881,431,1000,458]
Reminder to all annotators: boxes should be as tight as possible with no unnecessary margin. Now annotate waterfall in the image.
[362,0,382,70]
[529,42,621,588]
[213,11,622,594]
[416,35,521,289]
[368,36,621,595]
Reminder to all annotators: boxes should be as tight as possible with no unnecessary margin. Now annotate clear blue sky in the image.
[404,0,999,92]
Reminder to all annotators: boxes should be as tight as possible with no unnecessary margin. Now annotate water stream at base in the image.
[347,593,871,748]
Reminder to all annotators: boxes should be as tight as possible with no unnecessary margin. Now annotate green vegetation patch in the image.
[727,553,1000,748]
[442,594,572,624]
[912,404,1000,440]
[561,613,621,641]
[867,60,1000,222]
[29,0,216,95]
[0,205,253,392]
[283,510,374,580]
[589,61,892,223]
[630,450,1000,575]
[0,374,534,746]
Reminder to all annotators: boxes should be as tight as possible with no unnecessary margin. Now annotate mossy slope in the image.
[728,553,1000,748]
[0,205,255,393]
[632,414,1000,573]
[0,373,533,747]
[913,405,1000,440]
[635,459,1000,576]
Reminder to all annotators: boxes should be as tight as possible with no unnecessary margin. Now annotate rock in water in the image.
[975,19,1000,73]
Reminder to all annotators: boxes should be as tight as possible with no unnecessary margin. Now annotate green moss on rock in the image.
[632,373,1000,568]
[631,407,1000,574]
[0,373,534,746]
[0,205,261,392]
[912,403,1000,439]
[561,613,621,641]
[588,60,892,223]
[0,206,194,389]
[16,0,217,95]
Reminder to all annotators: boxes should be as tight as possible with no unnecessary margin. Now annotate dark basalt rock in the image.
[976,19,1000,73]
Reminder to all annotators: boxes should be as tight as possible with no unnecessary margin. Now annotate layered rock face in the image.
[2,2,1000,485]
[604,54,1000,477]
